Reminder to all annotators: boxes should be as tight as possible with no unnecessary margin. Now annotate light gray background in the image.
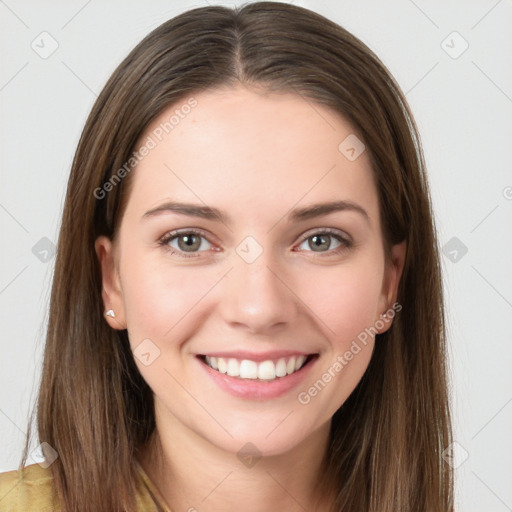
[1,1,511,511]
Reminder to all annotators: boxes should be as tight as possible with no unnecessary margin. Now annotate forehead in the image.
[123,85,379,227]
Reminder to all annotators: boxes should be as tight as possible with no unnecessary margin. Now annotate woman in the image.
[0,2,454,511]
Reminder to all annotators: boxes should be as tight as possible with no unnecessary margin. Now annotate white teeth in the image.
[275,358,287,377]
[286,356,296,375]
[239,360,258,379]
[203,354,310,380]
[226,358,239,377]
[295,355,306,371]
[205,355,219,369]
[217,357,227,374]
[258,360,276,380]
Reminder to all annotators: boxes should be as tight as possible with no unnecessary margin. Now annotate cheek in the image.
[300,260,383,349]
[293,263,382,414]
[119,255,212,391]
[120,251,220,344]
[122,267,173,340]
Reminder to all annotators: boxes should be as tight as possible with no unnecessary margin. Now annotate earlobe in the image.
[94,235,127,329]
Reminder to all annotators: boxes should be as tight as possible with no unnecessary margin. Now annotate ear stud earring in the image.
[105,309,116,318]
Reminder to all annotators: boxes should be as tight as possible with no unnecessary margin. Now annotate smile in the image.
[199,352,317,380]
[196,352,319,400]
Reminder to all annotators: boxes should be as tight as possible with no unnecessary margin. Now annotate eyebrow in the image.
[141,199,370,225]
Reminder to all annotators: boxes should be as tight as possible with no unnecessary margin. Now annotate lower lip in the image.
[196,355,318,400]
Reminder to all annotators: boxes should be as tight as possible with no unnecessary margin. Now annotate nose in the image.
[219,251,299,335]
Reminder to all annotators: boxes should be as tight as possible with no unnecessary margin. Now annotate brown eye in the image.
[297,229,352,256]
[174,233,203,252]
[159,229,213,258]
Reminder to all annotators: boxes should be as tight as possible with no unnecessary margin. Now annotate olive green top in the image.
[0,460,172,511]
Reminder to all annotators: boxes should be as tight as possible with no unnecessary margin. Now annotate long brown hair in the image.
[19,2,454,510]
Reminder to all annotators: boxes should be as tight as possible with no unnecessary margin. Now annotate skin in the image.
[95,84,406,511]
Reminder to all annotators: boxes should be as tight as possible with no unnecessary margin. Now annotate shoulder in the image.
[1,461,165,512]
[0,463,60,512]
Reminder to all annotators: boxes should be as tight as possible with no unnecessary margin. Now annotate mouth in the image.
[197,353,318,382]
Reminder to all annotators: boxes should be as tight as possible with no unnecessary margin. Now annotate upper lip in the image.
[198,350,316,362]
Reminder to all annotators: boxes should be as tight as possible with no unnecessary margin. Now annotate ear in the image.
[375,240,406,334]
[95,235,127,330]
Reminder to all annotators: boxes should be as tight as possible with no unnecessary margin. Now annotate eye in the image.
[158,229,213,258]
[296,228,352,257]
[158,227,353,259]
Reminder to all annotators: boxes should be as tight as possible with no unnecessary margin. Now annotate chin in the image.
[196,412,327,460]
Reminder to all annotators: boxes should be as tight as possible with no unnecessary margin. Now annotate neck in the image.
[138,405,336,512]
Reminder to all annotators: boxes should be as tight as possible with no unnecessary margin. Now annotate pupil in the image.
[180,234,199,251]
[311,234,329,251]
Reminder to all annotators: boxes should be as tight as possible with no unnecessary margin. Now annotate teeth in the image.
[295,355,306,371]
[227,358,239,377]
[217,357,227,374]
[239,359,258,379]
[275,358,287,377]
[203,355,309,380]
[258,360,275,380]
[205,355,220,370]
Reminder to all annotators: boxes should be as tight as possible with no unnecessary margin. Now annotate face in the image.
[96,84,405,457]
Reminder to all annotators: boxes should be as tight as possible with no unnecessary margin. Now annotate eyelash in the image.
[157,228,353,259]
